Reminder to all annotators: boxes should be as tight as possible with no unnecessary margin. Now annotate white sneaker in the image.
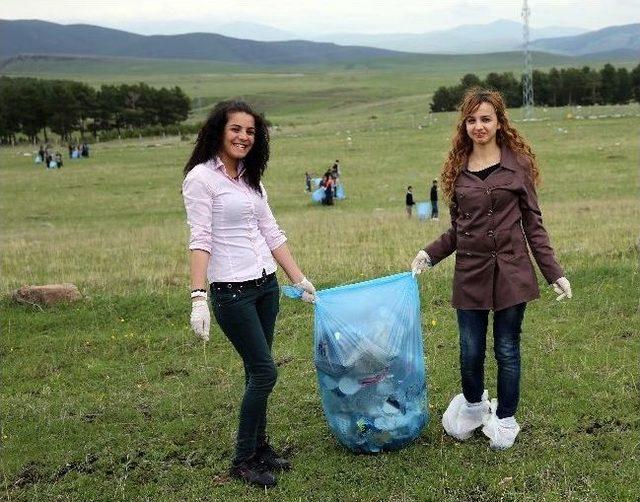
[442,390,491,441]
[481,399,521,450]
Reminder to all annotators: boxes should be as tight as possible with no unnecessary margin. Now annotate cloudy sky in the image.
[2,0,638,34]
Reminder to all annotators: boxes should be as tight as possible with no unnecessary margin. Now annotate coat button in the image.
[464,231,470,236]
[491,251,497,258]
[466,252,472,256]
[488,209,493,216]
[488,230,494,236]
[465,212,471,218]
[486,189,491,194]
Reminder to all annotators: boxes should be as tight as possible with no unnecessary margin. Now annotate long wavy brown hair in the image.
[441,87,540,201]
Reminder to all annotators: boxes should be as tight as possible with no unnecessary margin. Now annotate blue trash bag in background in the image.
[311,187,325,203]
[336,184,346,199]
[416,202,432,220]
[312,272,428,452]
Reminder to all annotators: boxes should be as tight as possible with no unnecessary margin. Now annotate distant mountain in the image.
[213,22,298,41]
[0,19,406,65]
[312,20,588,54]
[3,18,635,65]
[530,23,640,56]
[104,20,299,40]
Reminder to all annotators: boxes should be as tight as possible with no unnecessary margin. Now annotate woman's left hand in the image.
[293,277,316,303]
[552,277,572,301]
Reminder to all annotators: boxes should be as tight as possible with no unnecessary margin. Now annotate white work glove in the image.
[411,250,431,276]
[293,277,316,304]
[190,299,211,341]
[552,277,572,301]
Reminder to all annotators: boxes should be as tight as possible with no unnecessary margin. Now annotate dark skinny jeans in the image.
[456,303,526,419]
[211,274,280,464]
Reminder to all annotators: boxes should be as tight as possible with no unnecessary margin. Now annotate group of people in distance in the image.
[182,88,573,489]
[305,160,341,205]
[68,142,90,159]
[36,142,90,169]
[406,179,439,220]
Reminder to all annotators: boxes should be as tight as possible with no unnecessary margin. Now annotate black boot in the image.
[256,440,291,471]
[229,456,277,488]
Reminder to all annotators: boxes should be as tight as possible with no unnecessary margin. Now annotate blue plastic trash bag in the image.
[34,155,42,164]
[311,272,428,452]
[416,202,432,220]
[311,187,325,203]
[312,177,322,187]
[336,184,346,200]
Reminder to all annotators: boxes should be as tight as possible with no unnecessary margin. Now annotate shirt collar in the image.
[498,144,517,172]
[462,144,517,173]
[211,156,245,177]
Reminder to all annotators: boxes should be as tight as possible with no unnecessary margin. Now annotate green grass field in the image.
[1,58,639,500]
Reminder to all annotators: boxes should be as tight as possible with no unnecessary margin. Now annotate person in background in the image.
[330,163,339,197]
[182,100,316,488]
[322,170,334,205]
[38,145,45,163]
[411,87,572,450]
[55,152,63,168]
[406,185,416,218]
[305,171,312,192]
[430,179,439,220]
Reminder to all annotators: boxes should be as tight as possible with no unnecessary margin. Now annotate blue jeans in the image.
[211,274,280,463]
[456,303,526,418]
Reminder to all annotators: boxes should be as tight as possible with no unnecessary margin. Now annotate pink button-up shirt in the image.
[182,157,287,283]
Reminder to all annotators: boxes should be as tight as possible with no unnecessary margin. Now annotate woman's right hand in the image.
[190,299,211,341]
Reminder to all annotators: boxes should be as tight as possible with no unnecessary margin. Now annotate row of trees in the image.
[0,77,191,144]
[430,63,640,112]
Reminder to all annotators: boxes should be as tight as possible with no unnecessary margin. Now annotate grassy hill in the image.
[1,98,639,499]
[0,19,407,65]
[3,50,637,127]
[531,23,640,56]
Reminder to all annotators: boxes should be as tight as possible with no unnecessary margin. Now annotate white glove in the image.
[190,299,211,341]
[552,277,572,301]
[293,277,316,304]
[411,250,431,276]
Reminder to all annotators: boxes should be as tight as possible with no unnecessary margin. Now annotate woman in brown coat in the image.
[411,88,572,449]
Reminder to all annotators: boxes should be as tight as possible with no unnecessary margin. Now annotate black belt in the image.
[211,270,275,290]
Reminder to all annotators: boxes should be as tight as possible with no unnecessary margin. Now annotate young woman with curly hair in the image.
[183,100,315,487]
[411,88,572,449]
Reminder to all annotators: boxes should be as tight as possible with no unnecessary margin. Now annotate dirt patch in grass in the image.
[161,367,190,377]
[12,461,47,489]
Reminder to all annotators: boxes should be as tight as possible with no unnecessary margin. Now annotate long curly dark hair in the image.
[441,87,540,202]
[184,100,270,195]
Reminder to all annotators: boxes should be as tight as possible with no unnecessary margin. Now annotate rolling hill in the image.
[530,23,640,56]
[311,20,588,54]
[0,19,407,65]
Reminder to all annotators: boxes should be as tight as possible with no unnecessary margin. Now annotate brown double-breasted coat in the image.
[425,145,564,311]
